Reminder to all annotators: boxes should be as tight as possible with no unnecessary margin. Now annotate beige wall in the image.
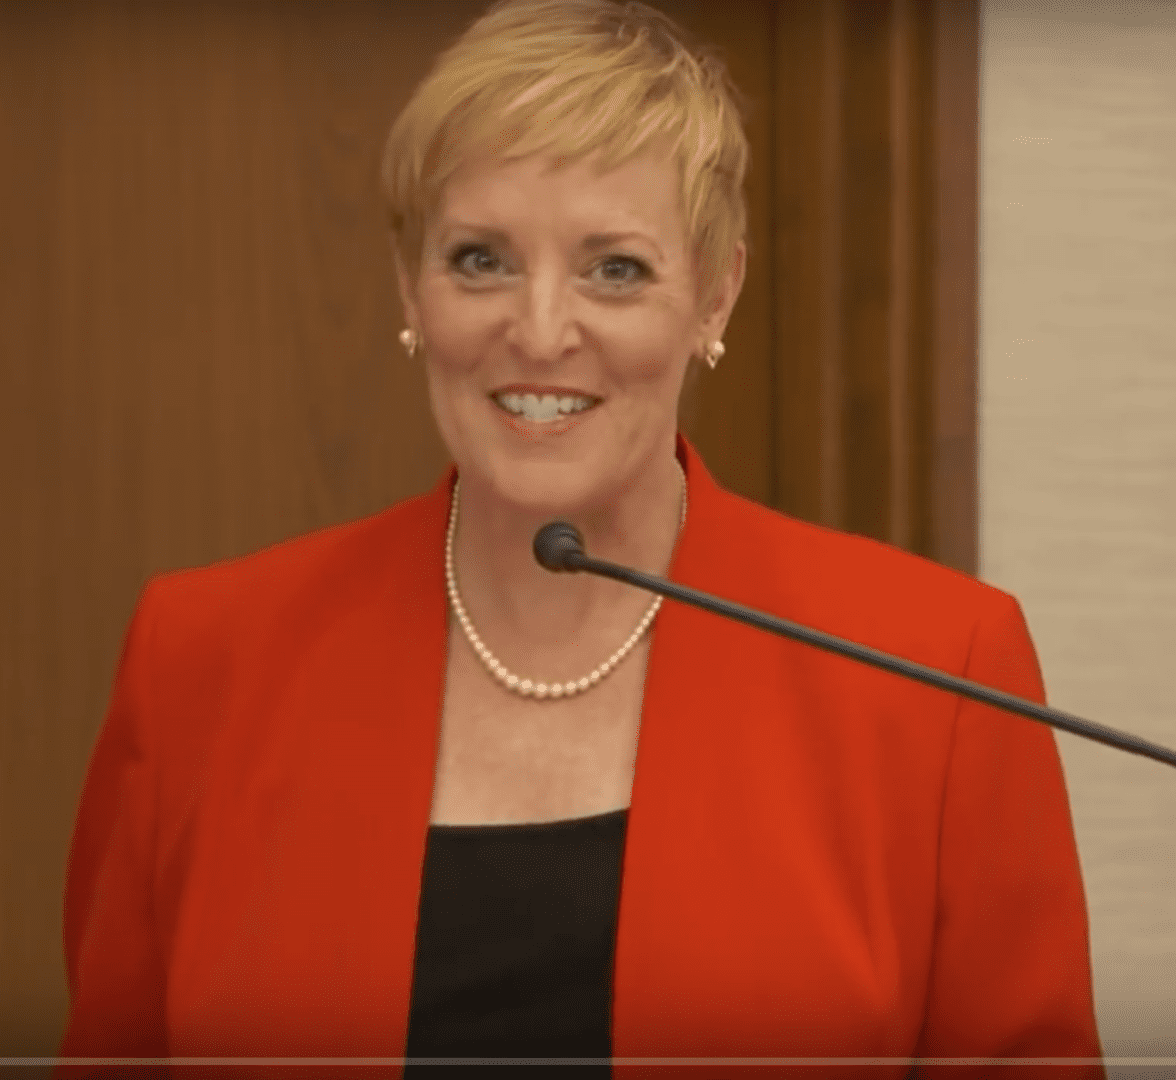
[979,0,1176,1057]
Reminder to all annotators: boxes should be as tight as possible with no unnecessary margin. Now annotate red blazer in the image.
[60,433,1104,1073]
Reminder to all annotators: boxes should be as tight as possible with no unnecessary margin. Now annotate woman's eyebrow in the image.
[440,223,663,260]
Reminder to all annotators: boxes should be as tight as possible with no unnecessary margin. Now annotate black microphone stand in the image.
[534,521,1176,771]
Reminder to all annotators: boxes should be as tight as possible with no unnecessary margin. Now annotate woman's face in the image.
[395,144,744,515]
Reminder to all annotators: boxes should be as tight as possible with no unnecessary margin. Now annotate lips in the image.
[490,394,600,439]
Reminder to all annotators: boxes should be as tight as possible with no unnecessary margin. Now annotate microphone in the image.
[533,521,1176,771]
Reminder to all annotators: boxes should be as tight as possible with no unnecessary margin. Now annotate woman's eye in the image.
[450,245,500,276]
[448,245,649,290]
[595,256,649,288]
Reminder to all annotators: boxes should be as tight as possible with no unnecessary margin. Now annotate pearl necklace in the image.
[444,459,688,699]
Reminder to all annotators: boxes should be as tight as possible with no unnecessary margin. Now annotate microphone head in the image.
[533,521,586,572]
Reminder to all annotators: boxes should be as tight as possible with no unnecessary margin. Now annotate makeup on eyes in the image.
[446,242,651,287]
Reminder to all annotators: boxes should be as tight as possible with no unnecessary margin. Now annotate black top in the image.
[404,808,628,1078]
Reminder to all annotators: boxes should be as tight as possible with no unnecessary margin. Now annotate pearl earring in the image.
[399,328,419,358]
[705,340,725,369]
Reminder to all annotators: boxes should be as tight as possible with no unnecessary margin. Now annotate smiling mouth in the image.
[490,390,602,423]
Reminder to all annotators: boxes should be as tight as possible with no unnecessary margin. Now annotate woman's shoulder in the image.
[712,485,1013,602]
[140,479,449,639]
[697,485,1023,658]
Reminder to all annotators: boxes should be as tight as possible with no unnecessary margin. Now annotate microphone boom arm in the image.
[542,534,1176,771]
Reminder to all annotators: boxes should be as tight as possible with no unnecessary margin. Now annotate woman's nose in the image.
[507,277,581,362]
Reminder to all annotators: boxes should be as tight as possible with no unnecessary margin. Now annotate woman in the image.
[59,0,1105,1075]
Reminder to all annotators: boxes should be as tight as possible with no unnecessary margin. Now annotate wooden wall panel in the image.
[0,0,977,1053]
[928,0,981,577]
[0,0,483,1051]
[773,0,978,574]
[663,0,777,509]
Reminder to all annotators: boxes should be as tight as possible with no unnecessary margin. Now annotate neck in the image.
[447,447,686,674]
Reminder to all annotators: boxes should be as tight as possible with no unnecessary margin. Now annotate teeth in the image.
[495,392,597,421]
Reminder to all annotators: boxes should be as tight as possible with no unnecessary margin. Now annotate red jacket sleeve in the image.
[58,580,171,1066]
[913,594,1105,1072]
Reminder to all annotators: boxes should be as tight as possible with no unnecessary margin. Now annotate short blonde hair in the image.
[379,0,753,321]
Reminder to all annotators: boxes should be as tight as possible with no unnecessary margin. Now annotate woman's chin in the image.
[460,458,598,519]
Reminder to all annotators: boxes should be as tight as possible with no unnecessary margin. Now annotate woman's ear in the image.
[390,236,421,334]
[699,239,746,346]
